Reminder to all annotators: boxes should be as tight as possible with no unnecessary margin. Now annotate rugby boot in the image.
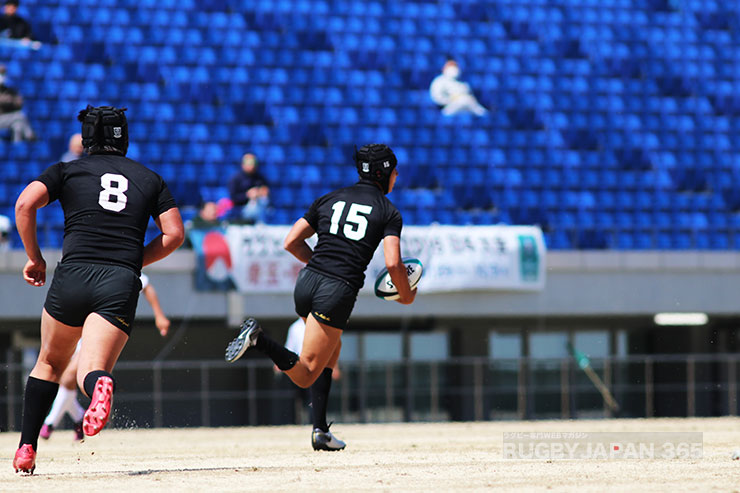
[225,318,262,363]
[13,444,36,474]
[311,427,346,451]
[82,376,114,437]
[39,424,52,440]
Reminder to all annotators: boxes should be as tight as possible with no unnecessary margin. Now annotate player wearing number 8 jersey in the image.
[225,144,416,450]
[12,106,184,474]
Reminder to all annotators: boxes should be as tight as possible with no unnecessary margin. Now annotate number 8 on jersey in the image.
[98,173,128,212]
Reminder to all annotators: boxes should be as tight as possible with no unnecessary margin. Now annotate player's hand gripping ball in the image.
[374,258,423,301]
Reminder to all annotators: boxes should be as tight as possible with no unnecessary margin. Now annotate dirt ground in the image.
[2,418,740,492]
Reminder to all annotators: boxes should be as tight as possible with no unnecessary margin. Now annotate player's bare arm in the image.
[382,235,416,305]
[142,208,185,267]
[15,181,50,286]
[284,218,316,264]
[142,284,170,336]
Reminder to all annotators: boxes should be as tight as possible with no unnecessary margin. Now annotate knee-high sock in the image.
[44,386,79,428]
[19,376,59,450]
[83,370,116,398]
[255,333,299,371]
[310,368,333,433]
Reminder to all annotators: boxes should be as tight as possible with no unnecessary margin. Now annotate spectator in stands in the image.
[227,152,270,224]
[183,201,222,249]
[0,0,34,43]
[60,133,83,162]
[429,57,488,117]
[0,213,10,252]
[0,64,35,142]
[190,201,221,229]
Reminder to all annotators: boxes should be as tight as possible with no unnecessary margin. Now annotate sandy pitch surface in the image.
[2,418,740,492]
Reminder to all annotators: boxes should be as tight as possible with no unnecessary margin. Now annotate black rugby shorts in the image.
[294,268,358,331]
[44,262,142,335]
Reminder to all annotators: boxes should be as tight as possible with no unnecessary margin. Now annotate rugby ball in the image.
[374,258,423,301]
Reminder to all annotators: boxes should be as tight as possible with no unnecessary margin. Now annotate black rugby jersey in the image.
[36,153,177,274]
[304,179,402,290]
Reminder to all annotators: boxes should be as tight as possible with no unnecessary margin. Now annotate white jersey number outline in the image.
[98,173,129,212]
[329,201,373,241]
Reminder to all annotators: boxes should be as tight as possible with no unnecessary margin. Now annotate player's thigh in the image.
[326,337,342,370]
[60,347,80,388]
[76,313,129,394]
[300,314,342,373]
[32,308,83,380]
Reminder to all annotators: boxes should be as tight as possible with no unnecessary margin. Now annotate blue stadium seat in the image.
[4,0,740,250]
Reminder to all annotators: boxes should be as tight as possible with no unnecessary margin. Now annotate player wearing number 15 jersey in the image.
[225,144,416,451]
[12,106,184,474]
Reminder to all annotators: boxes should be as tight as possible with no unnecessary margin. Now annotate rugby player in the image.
[13,105,184,474]
[225,144,416,450]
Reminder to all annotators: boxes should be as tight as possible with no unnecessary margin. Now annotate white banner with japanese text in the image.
[209,225,546,293]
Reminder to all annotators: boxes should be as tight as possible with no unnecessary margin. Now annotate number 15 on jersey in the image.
[329,201,373,241]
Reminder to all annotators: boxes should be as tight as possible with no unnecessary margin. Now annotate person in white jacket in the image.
[429,58,488,117]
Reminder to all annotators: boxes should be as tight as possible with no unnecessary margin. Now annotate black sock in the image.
[19,377,59,450]
[255,332,299,371]
[310,368,333,433]
[83,370,116,398]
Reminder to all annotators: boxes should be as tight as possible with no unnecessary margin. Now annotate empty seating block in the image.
[2,1,740,249]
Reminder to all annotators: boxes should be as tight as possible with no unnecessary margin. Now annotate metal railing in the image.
[1,353,738,430]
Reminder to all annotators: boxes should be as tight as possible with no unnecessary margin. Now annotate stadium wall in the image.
[2,249,740,426]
